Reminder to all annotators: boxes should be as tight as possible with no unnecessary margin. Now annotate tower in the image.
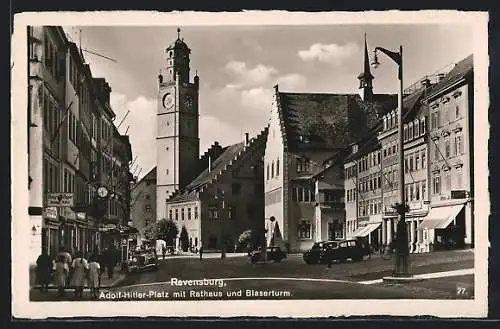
[358,33,374,102]
[156,28,200,221]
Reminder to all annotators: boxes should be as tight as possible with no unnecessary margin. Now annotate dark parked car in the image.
[323,239,369,266]
[303,241,339,264]
[249,246,287,263]
[126,249,160,273]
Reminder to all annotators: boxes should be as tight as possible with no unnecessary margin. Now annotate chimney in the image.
[245,133,249,146]
[420,78,431,89]
[208,155,212,173]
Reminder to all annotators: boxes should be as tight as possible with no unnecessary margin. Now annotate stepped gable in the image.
[198,141,225,173]
[167,127,269,203]
[275,88,395,152]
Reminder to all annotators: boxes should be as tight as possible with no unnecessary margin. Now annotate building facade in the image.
[166,130,267,251]
[130,167,157,246]
[28,26,134,263]
[264,38,396,253]
[156,29,201,222]
[344,54,474,253]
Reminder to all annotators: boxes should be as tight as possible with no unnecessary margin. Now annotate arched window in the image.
[276,158,280,176]
[271,161,275,178]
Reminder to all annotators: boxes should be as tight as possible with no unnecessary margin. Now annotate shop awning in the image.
[355,222,382,237]
[418,204,464,230]
[349,226,367,238]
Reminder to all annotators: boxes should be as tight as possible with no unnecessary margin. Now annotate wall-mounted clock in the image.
[97,186,109,198]
[162,93,175,109]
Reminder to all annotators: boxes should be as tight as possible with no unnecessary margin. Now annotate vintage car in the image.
[303,240,339,264]
[249,246,287,264]
[323,238,370,266]
[126,249,160,273]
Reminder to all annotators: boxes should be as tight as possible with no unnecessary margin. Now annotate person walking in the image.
[54,254,69,298]
[162,245,166,260]
[199,244,203,261]
[57,247,72,287]
[70,251,89,300]
[35,250,53,292]
[105,247,117,279]
[87,254,101,300]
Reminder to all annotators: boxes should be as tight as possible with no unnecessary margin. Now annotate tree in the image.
[156,219,179,246]
[179,226,189,252]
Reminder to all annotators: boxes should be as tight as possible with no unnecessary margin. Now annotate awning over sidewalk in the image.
[418,204,464,230]
[354,222,382,237]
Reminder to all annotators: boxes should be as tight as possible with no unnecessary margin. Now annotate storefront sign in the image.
[44,207,58,219]
[47,193,74,207]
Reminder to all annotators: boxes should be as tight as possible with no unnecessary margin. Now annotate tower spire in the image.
[363,33,374,81]
[177,28,181,39]
[358,33,374,101]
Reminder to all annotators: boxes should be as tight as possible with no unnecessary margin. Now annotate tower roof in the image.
[167,27,191,52]
[358,34,374,81]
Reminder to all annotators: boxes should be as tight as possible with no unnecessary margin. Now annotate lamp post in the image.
[215,189,226,259]
[372,45,411,277]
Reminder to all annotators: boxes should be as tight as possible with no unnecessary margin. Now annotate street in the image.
[30,250,474,301]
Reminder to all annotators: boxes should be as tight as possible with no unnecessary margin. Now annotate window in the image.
[433,175,441,195]
[455,105,461,119]
[145,195,150,200]
[409,123,413,140]
[434,143,440,161]
[187,208,192,220]
[409,155,414,172]
[456,133,464,155]
[298,220,312,239]
[404,157,409,173]
[422,150,427,169]
[415,120,420,137]
[304,187,310,202]
[297,158,310,173]
[297,187,304,202]
[175,209,179,220]
[276,158,280,176]
[421,116,427,134]
[194,206,198,219]
[431,112,438,129]
[422,181,427,200]
[232,183,241,195]
[415,153,420,170]
[266,164,270,180]
[181,208,185,220]
[415,182,420,200]
[228,206,234,219]
[271,161,274,178]
[169,209,173,220]
[445,171,451,191]
[208,207,218,220]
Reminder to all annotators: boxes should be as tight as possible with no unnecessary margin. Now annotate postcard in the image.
[11,10,489,318]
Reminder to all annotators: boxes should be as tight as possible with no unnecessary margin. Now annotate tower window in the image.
[169,51,173,58]
[166,147,169,151]
[166,169,169,175]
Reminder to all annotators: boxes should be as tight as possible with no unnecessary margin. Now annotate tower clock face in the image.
[184,95,194,110]
[162,93,174,109]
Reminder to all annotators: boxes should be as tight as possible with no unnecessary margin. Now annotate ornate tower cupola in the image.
[358,33,374,102]
[164,28,191,84]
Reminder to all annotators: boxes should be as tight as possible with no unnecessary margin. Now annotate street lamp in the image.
[372,45,411,278]
[214,189,226,259]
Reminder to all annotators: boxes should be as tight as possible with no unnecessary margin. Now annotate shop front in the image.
[418,203,467,252]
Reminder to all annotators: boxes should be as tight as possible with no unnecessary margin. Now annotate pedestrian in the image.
[105,247,117,279]
[87,254,101,300]
[99,249,107,277]
[199,244,203,261]
[54,254,69,298]
[36,250,53,292]
[162,245,166,260]
[70,251,89,300]
[57,247,72,287]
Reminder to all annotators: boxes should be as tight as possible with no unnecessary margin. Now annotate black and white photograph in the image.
[11,11,489,318]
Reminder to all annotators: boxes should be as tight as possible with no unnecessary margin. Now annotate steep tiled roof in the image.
[423,54,473,101]
[277,90,394,152]
[131,166,156,191]
[167,127,269,203]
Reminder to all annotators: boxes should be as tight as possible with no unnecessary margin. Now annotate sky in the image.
[63,23,473,180]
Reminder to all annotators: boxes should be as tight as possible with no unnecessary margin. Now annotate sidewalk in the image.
[30,265,127,290]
